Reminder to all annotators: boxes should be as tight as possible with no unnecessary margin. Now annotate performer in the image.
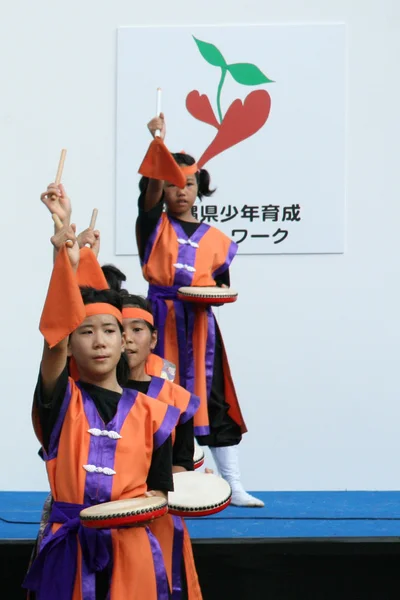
[135,114,263,508]
[122,293,202,600]
[24,184,180,600]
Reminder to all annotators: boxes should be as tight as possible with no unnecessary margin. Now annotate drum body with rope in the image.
[168,471,231,517]
[80,496,168,529]
[177,286,238,306]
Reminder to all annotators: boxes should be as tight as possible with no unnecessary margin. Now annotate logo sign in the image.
[116,24,345,255]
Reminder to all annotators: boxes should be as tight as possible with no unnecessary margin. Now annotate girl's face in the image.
[123,319,157,372]
[163,171,198,217]
[68,314,125,379]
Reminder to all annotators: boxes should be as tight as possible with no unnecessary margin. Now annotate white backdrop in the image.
[1,0,399,492]
[116,24,346,255]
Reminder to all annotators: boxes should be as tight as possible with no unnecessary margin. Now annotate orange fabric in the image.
[76,247,109,289]
[42,379,176,599]
[85,302,122,324]
[146,353,176,381]
[122,307,154,325]
[39,245,86,349]
[147,377,202,599]
[143,214,233,287]
[139,137,187,188]
[182,519,203,600]
[142,214,247,433]
[181,163,198,175]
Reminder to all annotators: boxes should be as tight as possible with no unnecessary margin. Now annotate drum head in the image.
[80,496,168,529]
[177,286,238,305]
[168,472,231,517]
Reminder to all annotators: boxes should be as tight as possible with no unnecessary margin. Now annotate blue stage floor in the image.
[2,491,400,543]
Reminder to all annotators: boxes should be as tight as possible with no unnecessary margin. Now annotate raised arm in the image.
[142,113,166,212]
[40,211,80,397]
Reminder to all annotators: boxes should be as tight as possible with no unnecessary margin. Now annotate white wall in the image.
[1,0,398,491]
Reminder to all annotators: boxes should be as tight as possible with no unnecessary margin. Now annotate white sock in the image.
[210,446,264,508]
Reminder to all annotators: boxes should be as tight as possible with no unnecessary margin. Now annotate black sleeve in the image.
[215,268,230,287]
[173,419,195,471]
[136,192,164,261]
[146,436,174,492]
[34,366,69,452]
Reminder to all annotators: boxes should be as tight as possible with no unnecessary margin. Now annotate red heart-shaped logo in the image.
[186,91,220,129]
[197,90,271,168]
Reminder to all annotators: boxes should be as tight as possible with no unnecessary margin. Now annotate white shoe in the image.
[210,446,265,508]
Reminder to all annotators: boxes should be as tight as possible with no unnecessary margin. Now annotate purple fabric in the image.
[205,310,216,401]
[153,405,180,450]
[179,393,200,425]
[146,526,170,600]
[194,425,210,436]
[147,376,199,425]
[79,385,137,505]
[184,306,196,394]
[169,222,196,287]
[143,214,163,266]
[148,284,181,358]
[213,240,238,279]
[171,516,184,600]
[23,501,110,600]
[175,299,189,389]
[169,218,210,287]
[46,380,72,460]
[148,286,188,392]
[147,376,166,400]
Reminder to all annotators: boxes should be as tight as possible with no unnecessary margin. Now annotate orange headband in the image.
[179,151,199,175]
[122,307,154,326]
[85,303,122,324]
[181,163,199,175]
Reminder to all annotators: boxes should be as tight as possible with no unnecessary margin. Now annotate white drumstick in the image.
[155,87,162,137]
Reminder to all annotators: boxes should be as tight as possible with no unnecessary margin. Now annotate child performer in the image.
[122,293,202,600]
[24,187,180,600]
[135,114,263,508]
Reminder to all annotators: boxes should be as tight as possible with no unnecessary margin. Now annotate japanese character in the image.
[282,204,301,222]
[273,228,289,244]
[251,234,270,239]
[241,205,260,222]
[232,229,248,244]
[200,205,218,223]
[220,205,239,222]
[262,205,280,222]
[191,206,198,219]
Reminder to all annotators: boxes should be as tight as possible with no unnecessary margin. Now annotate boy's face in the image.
[68,314,125,379]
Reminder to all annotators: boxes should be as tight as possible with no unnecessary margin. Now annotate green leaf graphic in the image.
[193,36,227,68]
[227,62,274,85]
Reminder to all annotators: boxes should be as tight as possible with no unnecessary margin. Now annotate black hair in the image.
[101,264,127,294]
[122,294,156,335]
[139,152,215,200]
[71,287,130,386]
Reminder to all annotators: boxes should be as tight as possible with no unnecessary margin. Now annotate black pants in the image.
[196,327,242,448]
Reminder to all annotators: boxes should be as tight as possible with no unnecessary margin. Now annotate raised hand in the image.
[77,228,100,257]
[147,112,166,140]
[40,183,72,224]
[77,209,100,257]
[51,214,80,269]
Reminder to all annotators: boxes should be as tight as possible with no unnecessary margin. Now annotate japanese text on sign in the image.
[191,203,301,244]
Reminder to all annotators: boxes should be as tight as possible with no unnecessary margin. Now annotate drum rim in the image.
[178,288,237,298]
[80,498,168,521]
[168,490,232,513]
